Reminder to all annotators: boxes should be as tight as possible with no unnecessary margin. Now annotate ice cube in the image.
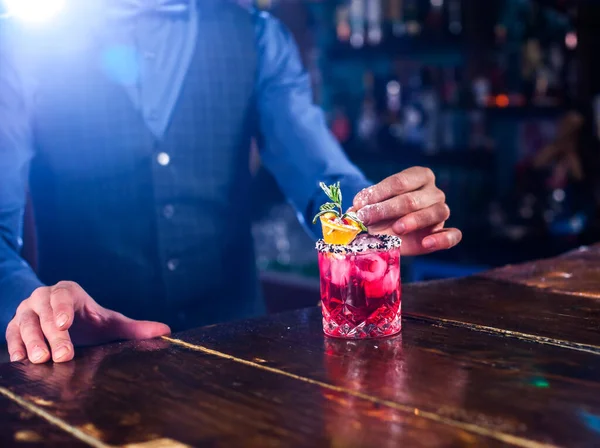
[349,233,382,248]
[330,255,352,286]
[318,252,331,273]
[355,253,387,282]
[381,265,400,294]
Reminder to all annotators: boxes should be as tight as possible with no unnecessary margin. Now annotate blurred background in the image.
[3,0,600,313]
[249,0,600,310]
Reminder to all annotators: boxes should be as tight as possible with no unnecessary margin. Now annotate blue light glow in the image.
[101,45,141,87]
[2,0,65,23]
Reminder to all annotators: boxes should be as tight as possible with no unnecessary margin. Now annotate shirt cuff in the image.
[0,270,44,333]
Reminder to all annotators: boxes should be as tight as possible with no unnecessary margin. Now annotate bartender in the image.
[0,0,461,364]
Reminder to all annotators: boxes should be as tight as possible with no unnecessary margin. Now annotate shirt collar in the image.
[106,0,191,20]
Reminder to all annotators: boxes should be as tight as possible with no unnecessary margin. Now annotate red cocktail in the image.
[316,234,402,339]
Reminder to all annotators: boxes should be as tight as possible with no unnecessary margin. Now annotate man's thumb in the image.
[108,314,171,341]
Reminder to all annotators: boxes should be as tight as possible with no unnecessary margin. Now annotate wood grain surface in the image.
[172,309,600,447]
[482,245,600,296]
[403,277,600,350]
[0,336,506,447]
[0,247,600,447]
[0,394,87,447]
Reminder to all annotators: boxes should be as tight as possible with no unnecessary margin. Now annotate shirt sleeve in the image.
[254,11,371,237]
[0,23,44,332]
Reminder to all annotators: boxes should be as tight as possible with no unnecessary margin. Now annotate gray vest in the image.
[28,2,264,330]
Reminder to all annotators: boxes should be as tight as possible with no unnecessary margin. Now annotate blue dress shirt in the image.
[0,0,371,331]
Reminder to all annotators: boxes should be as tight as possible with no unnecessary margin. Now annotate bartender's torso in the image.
[20,0,265,330]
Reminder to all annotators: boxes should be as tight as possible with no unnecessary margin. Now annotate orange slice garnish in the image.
[320,213,362,245]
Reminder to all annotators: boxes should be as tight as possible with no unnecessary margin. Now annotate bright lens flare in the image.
[3,0,65,23]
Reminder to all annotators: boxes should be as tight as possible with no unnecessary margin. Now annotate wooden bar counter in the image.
[1,246,600,447]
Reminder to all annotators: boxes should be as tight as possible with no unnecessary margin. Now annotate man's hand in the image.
[5,281,171,364]
[353,167,462,256]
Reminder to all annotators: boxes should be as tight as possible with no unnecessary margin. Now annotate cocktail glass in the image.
[316,234,402,339]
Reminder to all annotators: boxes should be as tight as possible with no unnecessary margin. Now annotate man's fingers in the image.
[49,282,77,330]
[392,203,451,235]
[421,228,462,252]
[35,301,74,363]
[357,187,444,226]
[353,167,434,209]
[5,321,26,362]
[30,284,76,362]
[18,310,51,364]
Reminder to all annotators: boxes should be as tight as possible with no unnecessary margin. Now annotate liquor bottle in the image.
[307,48,323,104]
[357,71,379,152]
[335,4,351,43]
[566,56,577,102]
[366,0,383,45]
[522,38,542,104]
[547,43,564,104]
[331,106,351,144]
[426,0,444,36]
[469,109,488,150]
[404,0,421,36]
[419,67,440,154]
[386,79,402,114]
[349,0,366,48]
[402,65,425,147]
[533,44,555,106]
[442,66,459,106]
[447,0,462,36]
[386,63,406,145]
[387,0,405,37]
[441,67,458,150]
[357,98,379,152]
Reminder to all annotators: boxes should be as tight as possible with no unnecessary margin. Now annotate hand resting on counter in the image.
[5,282,170,364]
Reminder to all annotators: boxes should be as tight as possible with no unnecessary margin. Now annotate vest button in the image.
[167,259,179,272]
[156,152,170,166]
[163,204,174,219]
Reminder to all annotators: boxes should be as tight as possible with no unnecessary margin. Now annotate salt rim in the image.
[315,234,402,254]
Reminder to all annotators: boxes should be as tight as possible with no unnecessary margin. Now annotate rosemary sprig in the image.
[312,182,367,232]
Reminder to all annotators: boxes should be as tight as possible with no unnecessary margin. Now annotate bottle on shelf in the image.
[335,3,351,43]
[447,0,462,36]
[441,67,458,150]
[468,109,490,150]
[357,71,380,152]
[386,0,405,37]
[366,0,383,45]
[400,64,426,148]
[426,0,444,36]
[419,67,440,154]
[330,105,352,145]
[472,74,491,108]
[403,0,421,36]
[349,0,366,48]
[307,48,323,104]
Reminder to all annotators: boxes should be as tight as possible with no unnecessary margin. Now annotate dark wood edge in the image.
[0,386,108,448]
[404,313,600,354]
